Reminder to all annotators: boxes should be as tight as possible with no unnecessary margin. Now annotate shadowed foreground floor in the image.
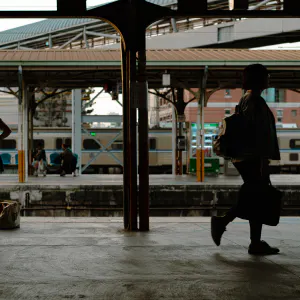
[0,217,299,300]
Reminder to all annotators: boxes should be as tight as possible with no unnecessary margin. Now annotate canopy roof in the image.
[0,49,299,89]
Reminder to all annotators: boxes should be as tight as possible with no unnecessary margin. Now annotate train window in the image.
[83,139,100,150]
[65,138,72,147]
[56,138,63,150]
[56,138,72,150]
[290,139,300,149]
[149,138,156,150]
[33,139,44,149]
[0,139,16,149]
[290,153,299,161]
[111,141,123,150]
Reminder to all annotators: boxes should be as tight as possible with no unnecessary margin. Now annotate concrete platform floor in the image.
[0,217,299,300]
[1,173,300,186]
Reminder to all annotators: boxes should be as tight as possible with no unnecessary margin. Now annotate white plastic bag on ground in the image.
[0,201,20,229]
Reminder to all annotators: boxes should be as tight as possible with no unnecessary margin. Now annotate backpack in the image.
[213,105,252,159]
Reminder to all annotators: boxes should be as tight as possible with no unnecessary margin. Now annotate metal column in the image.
[23,85,29,182]
[196,67,208,182]
[121,42,138,231]
[172,106,177,175]
[177,88,184,175]
[17,66,25,183]
[72,89,82,175]
[138,44,149,231]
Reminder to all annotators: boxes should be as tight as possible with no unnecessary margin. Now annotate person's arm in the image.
[0,119,11,140]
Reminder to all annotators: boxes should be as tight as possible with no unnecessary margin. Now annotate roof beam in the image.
[57,0,86,14]
[85,30,120,40]
[284,0,300,12]
[177,0,207,14]
[59,33,83,49]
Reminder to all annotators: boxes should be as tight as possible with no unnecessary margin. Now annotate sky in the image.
[0,0,300,115]
[0,0,122,115]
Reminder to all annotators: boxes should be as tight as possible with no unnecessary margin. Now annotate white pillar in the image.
[18,96,23,183]
[23,86,29,182]
[72,89,82,175]
[172,106,177,175]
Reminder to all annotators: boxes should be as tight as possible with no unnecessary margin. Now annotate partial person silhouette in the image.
[32,142,47,177]
[211,64,281,255]
[0,118,12,174]
[59,143,77,177]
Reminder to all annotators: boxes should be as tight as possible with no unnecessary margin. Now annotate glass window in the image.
[111,141,123,150]
[225,89,231,98]
[0,139,16,149]
[65,138,72,147]
[149,138,156,150]
[276,110,283,117]
[290,139,300,149]
[290,153,299,161]
[275,89,285,103]
[56,138,63,150]
[33,139,44,149]
[83,139,100,150]
[291,110,297,117]
[225,109,231,115]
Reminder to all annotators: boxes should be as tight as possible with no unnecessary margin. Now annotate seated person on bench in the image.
[59,143,77,177]
[32,143,47,177]
[0,118,12,173]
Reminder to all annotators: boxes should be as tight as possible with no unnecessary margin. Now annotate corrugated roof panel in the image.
[0,18,96,44]
[0,49,299,64]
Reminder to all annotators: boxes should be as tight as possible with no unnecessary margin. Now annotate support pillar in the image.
[121,42,138,231]
[196,67,208,182]
[72,89,82,175]
[177,88,184,175]
[18,98,24,183]
[17,66,25,183]
[172,106,177,175]
[137,44,149,231]
[23,86,29,182]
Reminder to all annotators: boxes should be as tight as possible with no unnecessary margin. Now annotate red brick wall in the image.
[184,88,300,127]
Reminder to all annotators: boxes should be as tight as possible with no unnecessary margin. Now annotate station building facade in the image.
[184,88,300,128]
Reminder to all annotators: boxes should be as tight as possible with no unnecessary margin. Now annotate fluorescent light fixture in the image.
[162,73,171,86]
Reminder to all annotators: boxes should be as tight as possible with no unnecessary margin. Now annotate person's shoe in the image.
[60,170,66,177]
[211,216,226,246]
[248,240,280,255]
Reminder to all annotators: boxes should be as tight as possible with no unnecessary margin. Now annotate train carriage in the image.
[0,127,299,174]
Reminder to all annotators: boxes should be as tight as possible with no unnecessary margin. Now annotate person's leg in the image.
[245,159,279,254]
[249,220,262,243]
[60,161,67,176]
[211,160,249,246]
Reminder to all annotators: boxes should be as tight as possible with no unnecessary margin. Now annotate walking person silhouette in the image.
[211,64,281,255]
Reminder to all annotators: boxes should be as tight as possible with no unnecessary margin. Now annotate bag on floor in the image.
[236,183,283,226]
[0,201,20,229]
[39,160,45,171]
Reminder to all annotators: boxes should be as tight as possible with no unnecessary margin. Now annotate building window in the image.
[275,89,285,103]
[225,108,231,115]
[224,89,231,98]
[277,109,283,123]
[276,110,283,117]
[292,110,297,117]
